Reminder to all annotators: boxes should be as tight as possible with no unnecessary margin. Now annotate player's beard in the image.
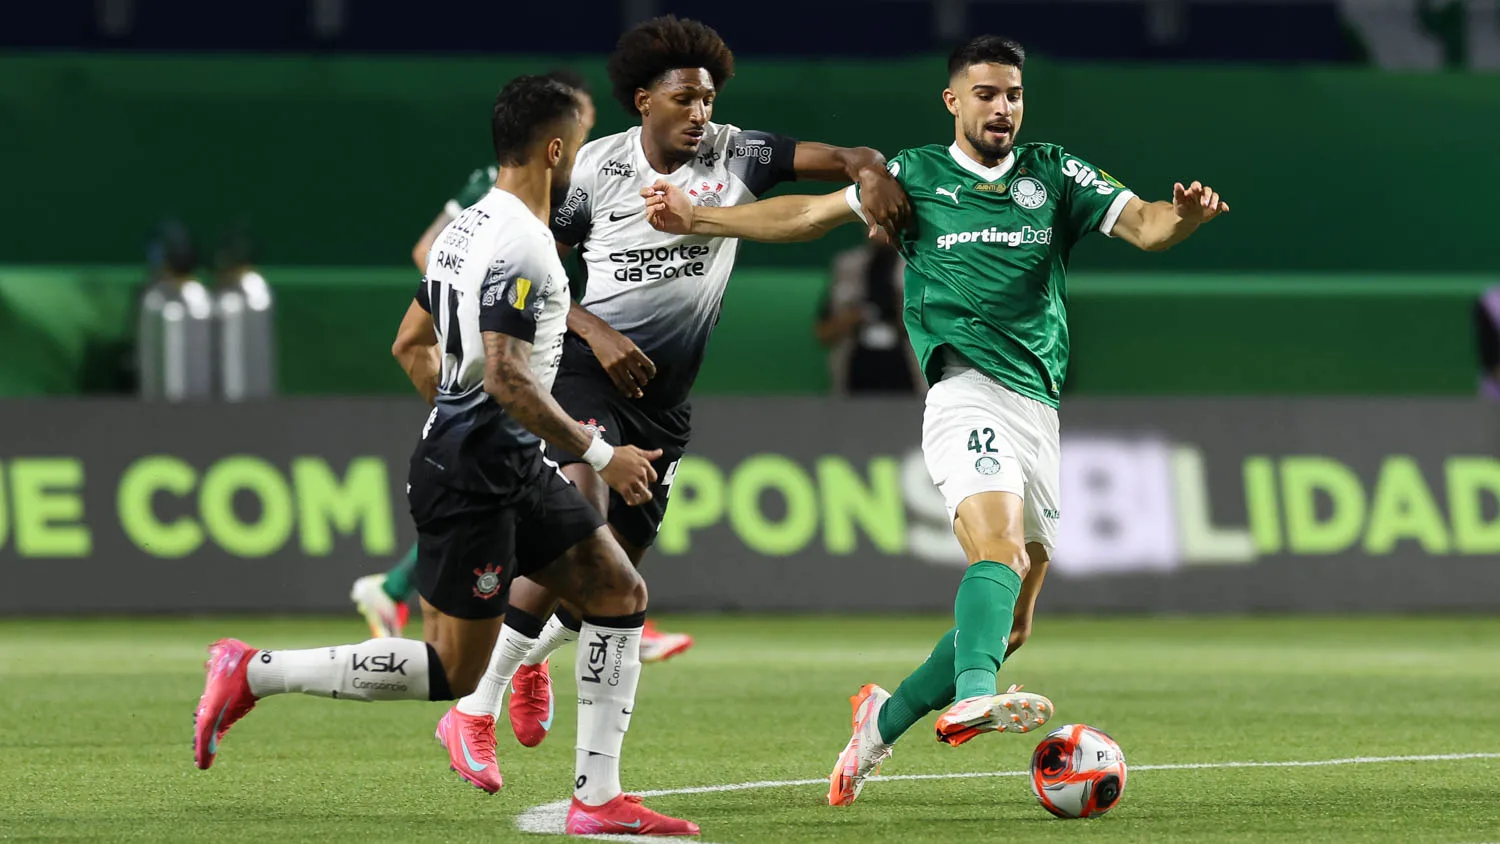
[663,141,698,167]
[964,128,1014,164]
[549,179,571,213]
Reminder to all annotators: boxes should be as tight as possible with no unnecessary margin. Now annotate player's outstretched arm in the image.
[392,298,440,406]
[482,331,660,505]
[1110,181,1230,252]
[791,142,910,240]
[642,181,859,243]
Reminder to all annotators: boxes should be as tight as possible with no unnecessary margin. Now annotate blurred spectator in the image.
[1475,286,1500,401]
[814,241,924,396]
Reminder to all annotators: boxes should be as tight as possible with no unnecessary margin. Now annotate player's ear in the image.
[547,137,563,168]
[634,88,652,118]
[942,88,960,117]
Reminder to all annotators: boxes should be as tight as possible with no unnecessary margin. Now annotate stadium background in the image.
[5,4,1500,842]
[3,0,1499,613]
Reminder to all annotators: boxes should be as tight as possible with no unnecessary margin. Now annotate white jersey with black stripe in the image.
[414,187,570,489]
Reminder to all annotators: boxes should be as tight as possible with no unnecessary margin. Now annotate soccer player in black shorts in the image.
[350,69,598,641]
[192,75,698,836]
[454,14,912,751]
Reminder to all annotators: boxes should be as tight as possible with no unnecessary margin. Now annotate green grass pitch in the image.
[2,615,1497,842]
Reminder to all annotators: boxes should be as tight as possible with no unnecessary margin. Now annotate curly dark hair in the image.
[607,15,735,115]
[491,75,579,166]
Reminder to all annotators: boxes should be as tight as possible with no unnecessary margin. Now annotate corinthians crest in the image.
[472,563,504,599]
[688,181,725,207]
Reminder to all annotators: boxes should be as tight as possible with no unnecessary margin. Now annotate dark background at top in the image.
[10,0,1361,63]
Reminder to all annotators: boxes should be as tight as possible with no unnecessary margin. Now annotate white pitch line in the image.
[515,752,1500,841]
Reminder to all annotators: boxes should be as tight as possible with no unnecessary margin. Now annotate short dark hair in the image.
[544,67,591,96]
[607,15,735,115]
[491,75,580,167]
[947,35,1026,78]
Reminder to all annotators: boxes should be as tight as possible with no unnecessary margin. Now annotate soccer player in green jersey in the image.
[349,70,601,640]
[642,34,1228,807]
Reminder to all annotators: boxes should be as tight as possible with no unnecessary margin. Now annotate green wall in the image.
[1,266,1487,399]
[4,53,1500,273]
[5,54,1493,399]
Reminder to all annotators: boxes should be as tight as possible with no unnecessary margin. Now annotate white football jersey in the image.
[416,187,570,484]
[551,122,798,407]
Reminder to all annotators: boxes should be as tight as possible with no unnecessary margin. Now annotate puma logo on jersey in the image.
[935,185,962,205]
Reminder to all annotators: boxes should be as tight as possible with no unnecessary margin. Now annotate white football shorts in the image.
[921,367,1061,553]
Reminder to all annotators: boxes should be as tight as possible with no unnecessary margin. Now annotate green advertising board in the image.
[3,397,1499,615]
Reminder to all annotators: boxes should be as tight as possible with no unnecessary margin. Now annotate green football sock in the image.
[876,626,958,744]
[381,543,418,603]
[952,561,1023,701]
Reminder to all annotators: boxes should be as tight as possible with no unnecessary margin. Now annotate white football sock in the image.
[575,747,624,807]
[573,621,642,806]
[456,624,537,717]
[246,638,432,701]
[523,614,579,667]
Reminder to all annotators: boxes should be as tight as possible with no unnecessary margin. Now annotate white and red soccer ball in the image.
[1028,724,1128,819]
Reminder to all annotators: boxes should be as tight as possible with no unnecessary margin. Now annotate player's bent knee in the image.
[966,538,1030,579]
[623,572,648,614]
[590,567,647,617]
[571,547,648,618]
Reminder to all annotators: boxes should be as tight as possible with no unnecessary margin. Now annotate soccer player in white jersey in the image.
[350,69,598,641]
[642,34,1228,807]
[451,15,911,752]
[193,75,699,836]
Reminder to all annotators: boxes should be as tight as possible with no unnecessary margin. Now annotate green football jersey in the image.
[443,165,499,217]
[854,142,1133,408]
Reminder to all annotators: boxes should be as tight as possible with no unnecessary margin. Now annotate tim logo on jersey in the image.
[600,159,635,178]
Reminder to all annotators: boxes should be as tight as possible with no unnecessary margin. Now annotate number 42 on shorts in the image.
[967,428,999,454]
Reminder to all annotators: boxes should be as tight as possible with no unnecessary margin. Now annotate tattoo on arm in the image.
[482,332,593,456]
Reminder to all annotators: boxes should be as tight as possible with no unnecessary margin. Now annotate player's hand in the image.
[599,446,662,506]
[586,322,656,399]
[857,169,911,242]
[1172,181,1230,223]
[641,181,695,234]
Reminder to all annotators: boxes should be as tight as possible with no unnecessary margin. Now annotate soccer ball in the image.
[1028,724,1127,819]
